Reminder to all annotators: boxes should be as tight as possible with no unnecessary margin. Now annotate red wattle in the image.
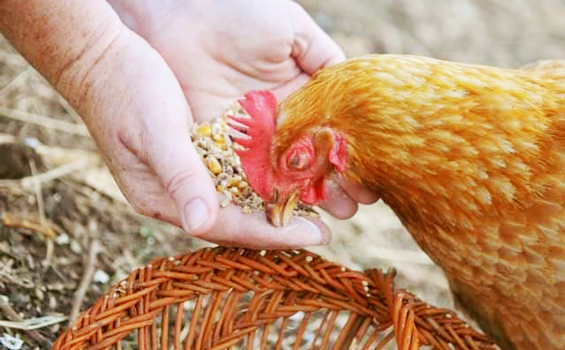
[299,178,326,205]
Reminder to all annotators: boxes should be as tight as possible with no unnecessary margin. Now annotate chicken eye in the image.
[288,152,312,170]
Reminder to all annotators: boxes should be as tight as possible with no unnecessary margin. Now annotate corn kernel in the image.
[197,125,212,137]
[191,108,319,222]
[229,187,239,195]
[228,175,242,187]
[205,156,222,175]
[212,133,224,144]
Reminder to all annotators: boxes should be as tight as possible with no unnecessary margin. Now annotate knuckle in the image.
[163,168,202,200]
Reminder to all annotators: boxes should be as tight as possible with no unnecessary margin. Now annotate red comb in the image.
[228,91,277,147]
[227,91,278,200]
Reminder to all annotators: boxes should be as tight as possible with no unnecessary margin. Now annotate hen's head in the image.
[228,91,347,226]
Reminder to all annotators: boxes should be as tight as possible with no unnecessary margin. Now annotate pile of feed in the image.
[190,104,319,219]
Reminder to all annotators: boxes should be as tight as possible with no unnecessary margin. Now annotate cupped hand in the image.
[96,0,361,248]
[111,0,343,121]
[108,0,380,246]
[2,0,375,248]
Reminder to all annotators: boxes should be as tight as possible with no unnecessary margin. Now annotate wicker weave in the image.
[51,247,497,350]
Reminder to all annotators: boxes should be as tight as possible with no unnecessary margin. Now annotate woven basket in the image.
[51,247,496,350]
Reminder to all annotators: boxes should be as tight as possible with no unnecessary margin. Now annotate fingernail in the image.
[182,198,209,232]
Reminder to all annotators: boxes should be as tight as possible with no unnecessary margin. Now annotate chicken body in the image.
[239,55,565,350]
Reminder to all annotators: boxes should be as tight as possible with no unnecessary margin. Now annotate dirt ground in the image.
[0,0,564,348]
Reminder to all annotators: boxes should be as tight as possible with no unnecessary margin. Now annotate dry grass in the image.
[0,0,564,348]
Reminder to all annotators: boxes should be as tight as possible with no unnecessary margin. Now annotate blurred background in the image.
[0,0,564,346]
[302,0,565,66]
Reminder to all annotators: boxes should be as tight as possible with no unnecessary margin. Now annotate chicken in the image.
[228,54,565,350]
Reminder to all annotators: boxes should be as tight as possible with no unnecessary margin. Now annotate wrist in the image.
[0,1,124,96]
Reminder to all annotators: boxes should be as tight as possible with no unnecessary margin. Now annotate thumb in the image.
[148,122,219,236]
[290,3,346,75]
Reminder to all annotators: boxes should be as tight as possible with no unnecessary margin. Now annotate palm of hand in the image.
[133,0,331,122]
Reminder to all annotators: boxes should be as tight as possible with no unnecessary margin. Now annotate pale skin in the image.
[0,0,377,248]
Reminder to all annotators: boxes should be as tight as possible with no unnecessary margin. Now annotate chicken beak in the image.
[266,189,300,227]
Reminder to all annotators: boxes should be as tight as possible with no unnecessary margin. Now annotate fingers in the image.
[106,152,183,226]
[289,2,346,75]
[317,179,359,219]
[337,177,380,205]
[145,119,220,236]
[198,203,331,249]
[318,176,379,219]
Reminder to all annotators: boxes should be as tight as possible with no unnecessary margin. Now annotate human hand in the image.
[99,0,371,247]
[108,0,377,231]
[1,0,370,248]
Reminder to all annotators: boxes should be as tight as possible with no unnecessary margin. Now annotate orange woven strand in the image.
[51,247,498,350]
